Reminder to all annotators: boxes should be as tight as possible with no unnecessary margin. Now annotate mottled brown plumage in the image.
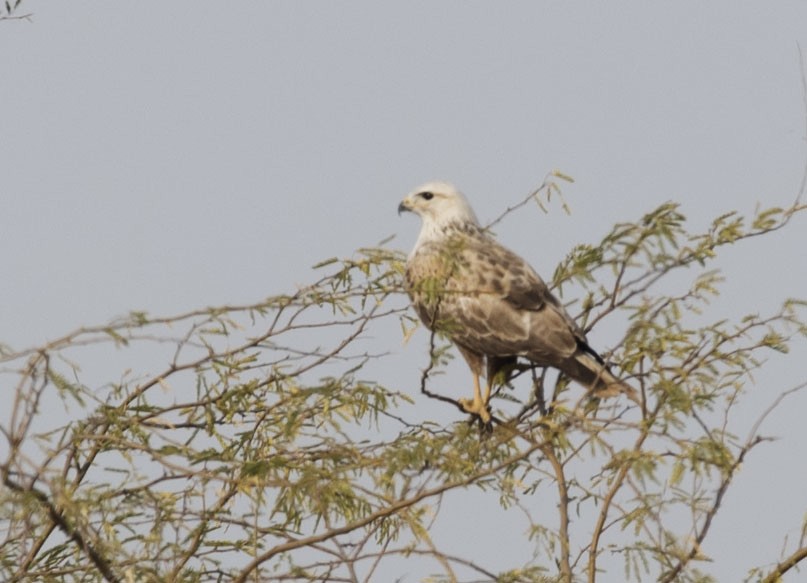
[399,181,637,421]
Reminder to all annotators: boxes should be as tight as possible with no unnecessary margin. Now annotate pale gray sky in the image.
[3,2,807,580]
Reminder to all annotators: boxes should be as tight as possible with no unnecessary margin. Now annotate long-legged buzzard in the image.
[399,181,637,422]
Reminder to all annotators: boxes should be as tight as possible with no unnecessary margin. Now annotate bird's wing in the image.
[456,237,587,362]
[405,226,629,397]
[464,237,551,311]
[406,233,589,364]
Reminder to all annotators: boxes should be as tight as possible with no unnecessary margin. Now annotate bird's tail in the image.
[564,352,640,405]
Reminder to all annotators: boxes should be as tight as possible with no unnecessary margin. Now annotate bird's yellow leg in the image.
[482,377,492,404]
[458,375,491,423]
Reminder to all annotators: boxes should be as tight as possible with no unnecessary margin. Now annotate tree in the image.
[1,176,806,583]
[0,0,30,22]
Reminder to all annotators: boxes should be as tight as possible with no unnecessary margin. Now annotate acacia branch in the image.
[658,436,762,583]
[660,381,807,582]
[542,441,572,582]
[418,328,475,416]
[0,13,32,22]
[232,438,545,583]
[762,546,807,583]
[485,170,572,231]
[2,474,120,583]
[587,400,659,583]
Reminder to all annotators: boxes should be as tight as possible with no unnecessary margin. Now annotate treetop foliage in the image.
[2,176,806,582]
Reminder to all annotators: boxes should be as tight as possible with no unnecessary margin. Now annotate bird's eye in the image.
[419,191,434,201]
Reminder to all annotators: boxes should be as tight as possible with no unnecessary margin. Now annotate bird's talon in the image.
[458,397,491,424]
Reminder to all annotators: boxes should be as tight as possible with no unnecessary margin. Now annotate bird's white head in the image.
[398,181,480,248]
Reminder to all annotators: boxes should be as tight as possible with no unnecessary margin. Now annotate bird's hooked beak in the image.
[397,199,411,216]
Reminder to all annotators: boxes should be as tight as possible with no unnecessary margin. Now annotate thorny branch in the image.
[232,437,546,583]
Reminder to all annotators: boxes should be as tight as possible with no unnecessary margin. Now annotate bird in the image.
[398,181,638,423]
